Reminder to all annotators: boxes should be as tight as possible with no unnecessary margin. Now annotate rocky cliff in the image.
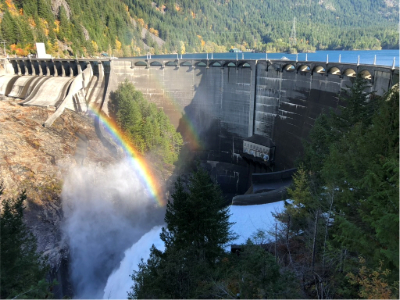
[0,100,117,296]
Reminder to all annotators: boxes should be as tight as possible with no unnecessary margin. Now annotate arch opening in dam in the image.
[135,61,147,67]
[328,66,341,75]
[344,68,357,77]
[181,61,193,67]
[360,69,372,80]
[150,61,163,67]
[298,65,311,72]
[313,65,326,74]
[284,64,295,71]
[165,61,178,67]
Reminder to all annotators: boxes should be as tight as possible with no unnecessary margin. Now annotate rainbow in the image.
[147,75,202,151]
[88,106,165,207]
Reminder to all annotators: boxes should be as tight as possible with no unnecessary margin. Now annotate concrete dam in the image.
[1,57,398,196]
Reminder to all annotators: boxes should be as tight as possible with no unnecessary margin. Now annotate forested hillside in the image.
[0,0,398,57]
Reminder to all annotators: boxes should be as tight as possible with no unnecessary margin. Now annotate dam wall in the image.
[104,58,398,170]
[3,57,398,193]
[254,60,398,167]
[104,59,256,163]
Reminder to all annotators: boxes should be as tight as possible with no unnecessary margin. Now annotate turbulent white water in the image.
[101,201,286,298]
[61,159,165,298]
[61,156,287,298]
[103,226,165,299]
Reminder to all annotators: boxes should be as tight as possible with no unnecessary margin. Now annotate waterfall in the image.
[61,159,165,298]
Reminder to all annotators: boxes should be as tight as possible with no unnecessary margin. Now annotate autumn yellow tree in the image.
[347,257,396,299]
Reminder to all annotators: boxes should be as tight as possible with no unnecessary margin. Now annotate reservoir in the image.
[139,49,399,67]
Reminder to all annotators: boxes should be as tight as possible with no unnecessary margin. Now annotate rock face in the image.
[51,0,71,19]
[0,100,116,297]
[0,101,116,190]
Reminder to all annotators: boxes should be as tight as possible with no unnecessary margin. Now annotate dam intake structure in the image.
[1,56,398,196]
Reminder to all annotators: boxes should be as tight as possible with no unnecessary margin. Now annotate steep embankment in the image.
[0,0,163,57]
[0,100,116,279]
[0,0,398,58]
[0,97,179,297]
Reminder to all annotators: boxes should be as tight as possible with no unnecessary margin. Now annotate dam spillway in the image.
[1,57,398,193]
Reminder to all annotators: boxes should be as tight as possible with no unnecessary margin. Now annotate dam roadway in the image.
[1,56,398,194]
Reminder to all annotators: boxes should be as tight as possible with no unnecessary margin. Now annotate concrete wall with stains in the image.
[104,58,398,171]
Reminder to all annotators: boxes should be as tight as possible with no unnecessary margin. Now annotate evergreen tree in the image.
[161,169,235,263]
[324,84,399,276]
[130,168,236,298]
[0,182,56,298]
[37,0,53,21]
[331,75,378,133]
[215,239,300,299]
[275,79,399,298]
[109,81,182,163]
[2,0,399,56]
[1,11,17,44]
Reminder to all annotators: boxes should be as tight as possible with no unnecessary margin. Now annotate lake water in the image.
[139,49,399,67]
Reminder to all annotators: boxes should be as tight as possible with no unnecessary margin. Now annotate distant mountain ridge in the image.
[0,0,398,57]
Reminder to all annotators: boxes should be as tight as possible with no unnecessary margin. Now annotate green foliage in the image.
[58,6,70,41]
[325,84,399,274]
[219,240,300,299]
[109,81,182,164]
[301,113,338,183]
[332,77,378,132]
[347,257,396,299]
[121,0,398,53]
[162,169,235,262]
[37,0,53,21]
[0,183,56,299]
[276,79,399,298]
[131,169,300,298]
[130,168,236,298]
[1,10,17,44]
[0,0,398,56]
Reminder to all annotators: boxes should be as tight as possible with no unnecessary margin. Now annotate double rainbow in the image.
[89,106,164,207]
[146,74,202,151]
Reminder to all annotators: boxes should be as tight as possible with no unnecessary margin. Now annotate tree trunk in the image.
[322,192,334,270]
[311,209,319,271]
[275,222,277,262]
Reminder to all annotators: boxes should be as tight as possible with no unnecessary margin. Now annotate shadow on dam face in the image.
[104,61,261,196]
[172,64,260,197]
[102,59,398,198]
